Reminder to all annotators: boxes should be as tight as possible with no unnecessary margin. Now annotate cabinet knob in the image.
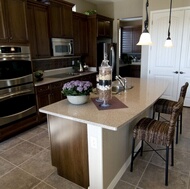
[180,71,185,74]
[9,36,13,40]
[173,71,178,74]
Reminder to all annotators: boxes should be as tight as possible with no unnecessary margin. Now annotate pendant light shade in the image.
[137,0,152,46]
[137,30,152,45]
[164,0,173,47]
[164,37,173,47]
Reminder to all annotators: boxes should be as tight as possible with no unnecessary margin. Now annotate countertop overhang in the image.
[39,78,169,131]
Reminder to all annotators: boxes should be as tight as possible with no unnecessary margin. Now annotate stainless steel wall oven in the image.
[0,46,36,127]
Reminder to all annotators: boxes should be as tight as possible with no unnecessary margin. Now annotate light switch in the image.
[90,136,98,149]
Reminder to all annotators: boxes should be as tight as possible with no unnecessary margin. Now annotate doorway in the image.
[118,17,142,78]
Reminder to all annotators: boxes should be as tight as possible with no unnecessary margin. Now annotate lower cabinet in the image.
[119,64,140,78]
[35,73,96,123]
[35,81,64,122]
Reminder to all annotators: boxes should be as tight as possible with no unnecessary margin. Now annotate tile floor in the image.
[0,107,190,189]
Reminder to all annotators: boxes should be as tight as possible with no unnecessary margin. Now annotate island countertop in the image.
[39,77,168,131]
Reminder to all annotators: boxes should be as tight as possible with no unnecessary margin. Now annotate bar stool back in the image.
[153,82,189,144]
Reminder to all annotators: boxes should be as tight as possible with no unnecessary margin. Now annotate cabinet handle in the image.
[173,71,178,74]
[180,71,185,74]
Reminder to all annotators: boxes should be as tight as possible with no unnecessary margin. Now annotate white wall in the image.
[66,0,96,13]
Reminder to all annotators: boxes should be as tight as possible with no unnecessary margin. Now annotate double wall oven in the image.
[0,46,36,127]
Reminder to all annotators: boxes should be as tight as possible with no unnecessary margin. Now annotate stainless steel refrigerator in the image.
[97,42,117,80]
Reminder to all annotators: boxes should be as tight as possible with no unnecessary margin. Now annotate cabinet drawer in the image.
[36,85,50,93]
[50,81,63,90]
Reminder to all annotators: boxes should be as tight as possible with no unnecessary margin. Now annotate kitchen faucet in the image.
[115,75,127,92]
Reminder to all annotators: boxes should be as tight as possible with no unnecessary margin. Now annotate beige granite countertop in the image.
[39,78,168,131]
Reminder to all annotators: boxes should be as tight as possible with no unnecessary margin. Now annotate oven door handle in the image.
[0,89,33,100]
[0,55,30,60]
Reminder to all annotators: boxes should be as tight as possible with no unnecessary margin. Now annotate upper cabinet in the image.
[27,0,51,59]
[97,15,113,38]
[48,0,74,38]
[73,12,88,56]
[87,14,113,67]
[0,0,28,44]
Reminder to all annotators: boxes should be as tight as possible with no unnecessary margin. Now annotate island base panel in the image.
[48,115,89,188]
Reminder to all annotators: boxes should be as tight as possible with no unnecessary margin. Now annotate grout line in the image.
[135,148,155,188]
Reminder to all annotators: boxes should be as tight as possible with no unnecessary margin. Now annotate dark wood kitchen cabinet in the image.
[27,0,51,59]
[73,12,88,56]
[97,15,113,38]
[0,0,28,44]
[35,81,64,122]
[48,0,74,38]
[88,14,113,39]
[87,14,113,67]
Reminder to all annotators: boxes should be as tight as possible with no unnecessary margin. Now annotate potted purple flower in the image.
[62,80,93,104]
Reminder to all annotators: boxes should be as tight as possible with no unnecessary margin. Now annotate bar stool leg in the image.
[165,146,169,186]
[158,112,160,120]
[171,141,174,166]
[130,138,135,172]
[180,112,183,134]
[140,140,143,156]
[176,117,179,144]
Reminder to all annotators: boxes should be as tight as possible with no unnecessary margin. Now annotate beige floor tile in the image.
[0,168,40,189]
[44,171,85,189]
[114,180,135,189]
[138,163,189,189]
[120,159,148,186]
[29,130,50,148]
[19,149,56,180]
[0,157,15,177]
[33,182,55,189]
[0,141,43,166]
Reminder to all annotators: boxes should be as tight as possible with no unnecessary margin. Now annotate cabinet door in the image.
[27,3,51,59]
[49,2,73,38]
[0,0,28,44]
[0,0,8,42]
[73,13,88,55]
[48,2,63,38]
[73,15,80,55]
[62,5,73,38]
[104,20,112,37]
[34,6,50,58]
[148,10,184,101]
[80,17,88,54]
[50,81,63,103]
[36,84,50,121]
[27,4,38,58]
[97,19,113,38]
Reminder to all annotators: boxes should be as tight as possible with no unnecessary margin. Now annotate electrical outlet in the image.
[90,136,98,149]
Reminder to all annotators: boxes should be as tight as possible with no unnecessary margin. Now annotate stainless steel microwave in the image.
[51,38,74,56]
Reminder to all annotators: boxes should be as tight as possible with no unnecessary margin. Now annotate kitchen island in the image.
[39,78,168,189]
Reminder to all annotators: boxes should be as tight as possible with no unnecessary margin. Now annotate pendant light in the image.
[137,0,152,45]
[164,0,173,47]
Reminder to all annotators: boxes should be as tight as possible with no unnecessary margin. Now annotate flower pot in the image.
[67,95,89,105]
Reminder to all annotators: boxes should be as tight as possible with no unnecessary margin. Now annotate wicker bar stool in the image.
[153,82,189,144]
[130,97,183,186]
